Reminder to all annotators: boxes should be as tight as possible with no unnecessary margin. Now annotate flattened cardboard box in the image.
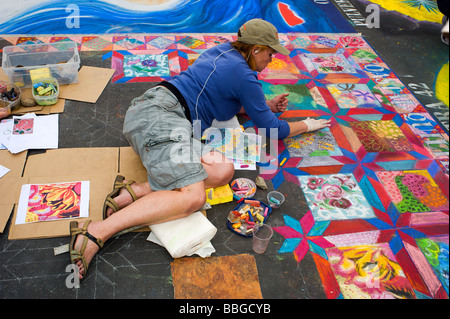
[8,147,120,240]
[59,66,115,104]
[119,146,148,183]
[0,150,27,232]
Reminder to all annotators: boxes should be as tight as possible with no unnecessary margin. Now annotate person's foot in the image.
[72,221,102,279]
[105,180,139,218]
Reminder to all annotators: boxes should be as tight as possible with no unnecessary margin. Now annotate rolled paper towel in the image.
[148,211,217,258]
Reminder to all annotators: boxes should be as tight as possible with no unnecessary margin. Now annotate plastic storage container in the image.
[2,41,80,88]
[0,81,21,117]
[32,77,59,106]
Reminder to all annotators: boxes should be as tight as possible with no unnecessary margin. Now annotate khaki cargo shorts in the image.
[123,86,210,191]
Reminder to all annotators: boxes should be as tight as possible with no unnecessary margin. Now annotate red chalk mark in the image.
[278,2,304,27]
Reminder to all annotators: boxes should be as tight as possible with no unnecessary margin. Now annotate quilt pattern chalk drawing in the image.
[1,32,448,299]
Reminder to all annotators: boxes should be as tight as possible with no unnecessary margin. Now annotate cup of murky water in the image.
[252,224,273,254]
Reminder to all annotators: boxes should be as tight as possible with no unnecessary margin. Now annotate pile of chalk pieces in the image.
[33,81,57,96]
[227,199,271,237]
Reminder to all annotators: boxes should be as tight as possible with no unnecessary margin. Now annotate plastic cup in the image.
[252,224,273,254]
[267,191,285,209]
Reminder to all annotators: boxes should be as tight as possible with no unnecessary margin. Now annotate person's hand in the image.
[302,117,331,132]
[269,94,289,113]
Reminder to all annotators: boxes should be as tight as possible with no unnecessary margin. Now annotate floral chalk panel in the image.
[299,173,375,222]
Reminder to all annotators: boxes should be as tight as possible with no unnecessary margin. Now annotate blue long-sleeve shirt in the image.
[169,42,291,139]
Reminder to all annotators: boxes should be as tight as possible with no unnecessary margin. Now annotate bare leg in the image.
[74,180,207,278]
[74,151,234,278]
[105,151,234,217]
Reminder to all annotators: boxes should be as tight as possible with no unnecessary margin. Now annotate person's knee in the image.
[179,183,207,215]
[202,151,235,187]
[217,162,235,185]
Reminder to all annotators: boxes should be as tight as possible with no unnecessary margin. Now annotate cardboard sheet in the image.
[5,147,157,239]
[59,66,115,103]
[118,146,148,183]
[8,147,120,240]
[0,150,27,232]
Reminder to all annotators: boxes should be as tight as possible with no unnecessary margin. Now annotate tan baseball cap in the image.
[237,19,290,56]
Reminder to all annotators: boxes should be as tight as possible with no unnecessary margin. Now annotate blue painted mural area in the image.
[0,0,355,35]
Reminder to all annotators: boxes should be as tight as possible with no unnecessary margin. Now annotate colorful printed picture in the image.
[16,181,90,224]
[376,170,449,213]
[123,54,170,78]
[299,173,375,222]
[349,120,412,152]
[326,243,416,299]
[13,118,34,135]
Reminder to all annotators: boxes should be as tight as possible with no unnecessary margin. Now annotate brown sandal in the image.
[69,220,104,279]
[102,175,138,219]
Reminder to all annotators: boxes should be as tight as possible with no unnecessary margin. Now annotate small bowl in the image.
[0,80,21,114]
[32,77,59,106]
[231,178,257,199]
[0,100,12,119]
[267,191,285,209]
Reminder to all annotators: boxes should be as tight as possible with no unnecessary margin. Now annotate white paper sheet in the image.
[0,113,58,154]
[0,164,10,179]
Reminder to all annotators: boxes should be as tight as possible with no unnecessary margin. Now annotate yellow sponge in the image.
[30,68,51,82]
[205,184,233,205]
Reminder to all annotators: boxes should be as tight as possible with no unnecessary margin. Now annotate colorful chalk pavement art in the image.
[0,0,355,34]
[1,32,448,299]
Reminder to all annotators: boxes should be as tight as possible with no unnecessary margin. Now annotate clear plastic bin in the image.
[2,41,80,88]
